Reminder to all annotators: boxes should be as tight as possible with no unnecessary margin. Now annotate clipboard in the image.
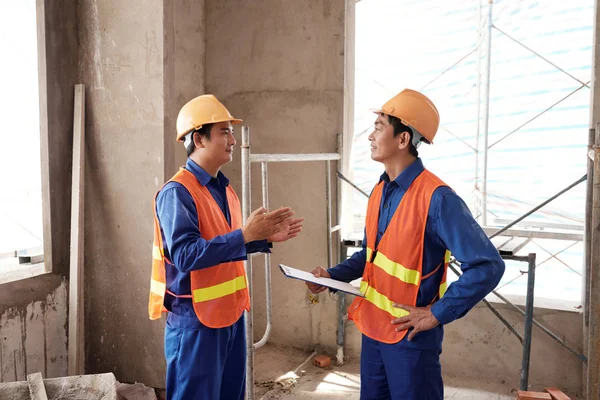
[278,264,364,297]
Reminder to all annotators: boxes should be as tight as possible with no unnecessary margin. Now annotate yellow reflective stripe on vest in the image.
[153,245,163,261]
[444,250,451,264]
[439,281,448,298]
[193,275,247,303]
[150,279,166,296]
[372,251,420,285]
[366,247,373,262]
[360,281,409,318]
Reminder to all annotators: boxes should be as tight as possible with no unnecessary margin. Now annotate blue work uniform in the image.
[328,158,505,400]
[156,158,270,400]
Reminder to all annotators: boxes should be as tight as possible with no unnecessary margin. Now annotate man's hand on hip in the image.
[390,303,440,341]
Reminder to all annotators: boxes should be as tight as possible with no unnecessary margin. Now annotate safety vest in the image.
[348,169,451,344]
[148,168,250,328]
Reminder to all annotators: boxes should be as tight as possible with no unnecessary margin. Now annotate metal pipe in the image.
[588,145,600,398]
[474,0,483,220]
[481,0,493,226]
[584,125,593,328]
[241,127,255,400]
[483,298,523,343]
[490,174,587,239]
[254,162,272,350]
[326,161,333,268]
[336,240,349,365]
[449,262,587,362]
[336,292,348,364]
[250,153,341,163]
[337,171,370,198]
[520,253,536,390]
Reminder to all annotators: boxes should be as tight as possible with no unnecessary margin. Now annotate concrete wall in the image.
[77,0,165,386]
[0,276,68,382]
[78,0,204,387]
[205,0,346,351]
[343,303,584,395]
[0,0,77,385]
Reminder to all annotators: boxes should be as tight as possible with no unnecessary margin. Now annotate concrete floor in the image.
[253,344,523,400]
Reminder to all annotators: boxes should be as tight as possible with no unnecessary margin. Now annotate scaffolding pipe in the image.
[337,171,370,198]
[482,0,494,226]
[250,153,341,163]
[449,261,587,362]
[587,1,600,396]
[588,144,600,398]
[585,126,595,328]
[254,162,272,350]
[489,174,587,240]
[474,0,483,219]
[326,161,333,268]
[520,253,536,391]
[482,298,523,344]
[241,127,255,400]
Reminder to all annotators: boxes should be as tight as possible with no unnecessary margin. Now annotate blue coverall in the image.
[328,158,505,400]
[156,158,270,400]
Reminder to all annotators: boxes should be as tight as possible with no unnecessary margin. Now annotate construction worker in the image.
[149,94,304,400]
[306,89,505,400]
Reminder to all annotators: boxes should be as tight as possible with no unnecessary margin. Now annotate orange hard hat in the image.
[371,89,440,143]
[176,94,242,142]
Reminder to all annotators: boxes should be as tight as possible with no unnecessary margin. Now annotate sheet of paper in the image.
[278,264,364,297]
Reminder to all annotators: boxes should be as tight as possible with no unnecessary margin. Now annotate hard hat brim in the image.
[176,118,243,142]
[369,108,434,144]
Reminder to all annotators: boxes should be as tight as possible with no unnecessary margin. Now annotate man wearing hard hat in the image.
[149,94,304,400]
[307,89,505,399]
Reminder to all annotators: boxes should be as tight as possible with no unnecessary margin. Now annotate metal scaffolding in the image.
[240,127,340,400]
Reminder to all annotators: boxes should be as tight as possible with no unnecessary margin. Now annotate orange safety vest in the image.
[148,168,250,328]
[348,169,451,344]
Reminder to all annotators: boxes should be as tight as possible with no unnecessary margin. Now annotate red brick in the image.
[313,355,331,368]
[517,391,552,400]
[544,387,571,400]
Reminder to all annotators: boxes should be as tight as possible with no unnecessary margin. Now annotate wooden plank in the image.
[27,372,48,400]
[68,84,85,376]
[517,391,552,400]
[544,387,571,400]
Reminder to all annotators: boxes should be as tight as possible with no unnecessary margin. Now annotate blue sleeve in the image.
[430,190,505,325]
[156,184,248,273]
[246,240,272,254]
[327,229,367,282]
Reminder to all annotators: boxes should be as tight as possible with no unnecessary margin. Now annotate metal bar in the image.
[326,161,333,268]
[449,261,588,362]
[489,175,588,239]
[337,171,369,198]
[532,240,582,276]
[442,126,477,152]
[482,0,493,226]
[489,83,588,149]
[419,48,477,91]
[492,218,584,232]
[254,162,272,350]
[483,298,523,343]
[241,127,255,400]
[587,3,600,395]
[586,129,595,326]
[482,227,583,241]
[330,225,342,233]
[520,253,536,391]
[474,0,483,216]
[250,153,341,163]
[493,25,591,89]
[588,145,600,398]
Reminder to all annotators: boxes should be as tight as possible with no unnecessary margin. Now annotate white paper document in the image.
[278,264,364,297]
